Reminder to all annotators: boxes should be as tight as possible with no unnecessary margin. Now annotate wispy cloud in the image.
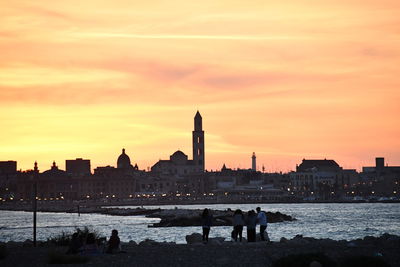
[72,32,305,41]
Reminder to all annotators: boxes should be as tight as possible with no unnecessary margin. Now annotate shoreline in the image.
[0,205,296,227]
[1,234,399,267]
[0,199,398,212]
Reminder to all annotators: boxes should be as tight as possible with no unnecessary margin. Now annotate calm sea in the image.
[1,203,399,244]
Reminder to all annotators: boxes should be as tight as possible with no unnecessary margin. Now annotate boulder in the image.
[280,237,288,243]
[6,241,19,248]
[22,239,33,247]
[185,233,203,244]
[139,239,158,246]
[209,237,225,245]
[309,261,322,267]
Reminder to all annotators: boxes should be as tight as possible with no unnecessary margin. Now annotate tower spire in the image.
[192,111,205,172]
[252,152,256,171]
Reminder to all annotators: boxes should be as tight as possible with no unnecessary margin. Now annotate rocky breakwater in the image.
[147,209,295,227]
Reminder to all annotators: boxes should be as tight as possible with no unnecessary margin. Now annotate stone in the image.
[209,237,225,245]
[309,261,322,267]
[139,239,157,246]
[185,233,203,244]
[22,239,33,247]
[280,237,288,243]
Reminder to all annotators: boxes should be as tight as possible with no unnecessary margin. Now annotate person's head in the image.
[112,229,118,236]
[86,233,95,244]
[248,210,254,216]
[234,209,242,215]
[202,208,209,217]
[72,232,78,239]
[256,207,261,213]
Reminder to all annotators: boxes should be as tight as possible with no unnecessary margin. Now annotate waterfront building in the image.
[290,159,358,199]
[66,158,91,176]
[360,157,400,197]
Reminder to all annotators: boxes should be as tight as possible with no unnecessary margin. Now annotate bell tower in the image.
[192,111,205,172]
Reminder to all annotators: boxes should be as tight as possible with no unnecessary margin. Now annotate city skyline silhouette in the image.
[0,1,399,172]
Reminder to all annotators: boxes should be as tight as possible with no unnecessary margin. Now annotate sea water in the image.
[0,203,399,244]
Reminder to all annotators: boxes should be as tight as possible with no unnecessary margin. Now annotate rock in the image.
[209,237,225,245]
[309,261,322,267]
[128,240,137,246]
[216,257,230,264]
[139,239,158,246]
[148,208,295,227]
[185,233,203,244]
[22,239,33,247]
[256,233,270,242]
[209,239,222,245]
[363,235,376,243]
[6,241,19,248]
[280,237,288,243]
[347,242,357,247]
[289,236,309,245]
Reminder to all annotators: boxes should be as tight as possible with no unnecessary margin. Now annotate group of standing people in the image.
[232,207,268,242]
[201,207,269,243]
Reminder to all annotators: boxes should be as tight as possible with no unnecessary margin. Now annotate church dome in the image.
[117,148,131,169]
[170,150,188,164]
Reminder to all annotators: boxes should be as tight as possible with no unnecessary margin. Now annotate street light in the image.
[32,161,38,248]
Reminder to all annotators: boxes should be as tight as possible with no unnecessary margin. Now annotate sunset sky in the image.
[1,0,399,173]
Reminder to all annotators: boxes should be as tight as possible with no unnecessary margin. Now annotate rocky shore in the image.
[0,204,295,227]
[146,208,295,227]
[1,234,399,267]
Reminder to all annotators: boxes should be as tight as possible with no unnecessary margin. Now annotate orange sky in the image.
[1,0,399,172]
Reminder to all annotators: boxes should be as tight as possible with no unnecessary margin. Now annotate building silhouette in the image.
[151,111,205,175]
[1,109,399,203]
[66,158,91,176]
[192,111,205,172]
[252,152,256,171]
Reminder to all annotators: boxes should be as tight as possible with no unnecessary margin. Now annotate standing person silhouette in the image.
[246,210,257,242]
[232,209,245,242]
[201,208,213,243]
[256,207,268,241]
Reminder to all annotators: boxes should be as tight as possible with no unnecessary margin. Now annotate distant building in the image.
[66,158,91,175]
[117,148,138,171]
[151,111,205,175]
[296,159,342,172]
[0,161,17,174]
[252,152,256,171]
[192,111,205,172]
[290,159,358,199]
[360,157,400,197]
[362,157,400,174]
